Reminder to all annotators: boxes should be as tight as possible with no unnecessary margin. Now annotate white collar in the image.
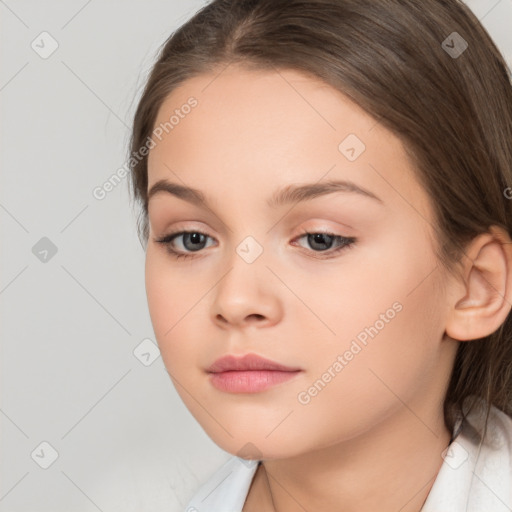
[421,397,512,511]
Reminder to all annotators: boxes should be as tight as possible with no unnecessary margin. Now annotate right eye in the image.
[154,230,216,259]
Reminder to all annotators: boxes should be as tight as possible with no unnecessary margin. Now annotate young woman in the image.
[128,0,512,510]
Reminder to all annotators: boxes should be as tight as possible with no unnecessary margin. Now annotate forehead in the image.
[147,65,432,220]
[150,66,378,156]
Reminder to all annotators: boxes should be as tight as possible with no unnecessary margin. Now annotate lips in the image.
[206,353,303,393]
[206,353,301,373]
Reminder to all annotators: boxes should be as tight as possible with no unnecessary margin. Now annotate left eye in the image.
[154,230,356,259]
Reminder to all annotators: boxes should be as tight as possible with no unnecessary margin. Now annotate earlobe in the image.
[445,225,512,341]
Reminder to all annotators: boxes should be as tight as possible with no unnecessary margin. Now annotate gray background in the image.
[1,1,511,511]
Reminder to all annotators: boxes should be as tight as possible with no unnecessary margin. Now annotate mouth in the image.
[206,353,303,393]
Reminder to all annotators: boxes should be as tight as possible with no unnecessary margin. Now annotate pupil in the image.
[309,233,333,251]
[186,232,204,251]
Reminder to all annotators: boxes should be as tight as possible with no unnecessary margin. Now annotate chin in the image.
[202,427,311,461]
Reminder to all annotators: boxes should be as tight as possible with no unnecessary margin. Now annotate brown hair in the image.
[128,0,512,436]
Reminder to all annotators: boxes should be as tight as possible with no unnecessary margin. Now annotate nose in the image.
[211,252,282,330]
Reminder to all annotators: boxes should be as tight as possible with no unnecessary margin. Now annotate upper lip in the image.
[207,353,302,373]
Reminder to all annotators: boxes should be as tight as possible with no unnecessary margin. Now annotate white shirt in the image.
[183,397,512,511]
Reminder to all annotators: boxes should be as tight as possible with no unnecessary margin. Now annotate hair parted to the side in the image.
[128,0,512,437]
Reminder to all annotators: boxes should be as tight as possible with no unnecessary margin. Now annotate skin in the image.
[144,65,512,511]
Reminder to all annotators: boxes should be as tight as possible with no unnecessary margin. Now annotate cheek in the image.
[283,274,446,456]
[144,248,199,368]
[297,232,444,405]
[145,248,172,335]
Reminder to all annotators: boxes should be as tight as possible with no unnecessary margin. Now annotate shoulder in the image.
[422,397,512,512]
[183,456,260,512]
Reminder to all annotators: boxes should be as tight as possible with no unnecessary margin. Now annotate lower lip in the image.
[208,370,302,393]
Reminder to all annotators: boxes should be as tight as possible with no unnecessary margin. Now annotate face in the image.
[145,65,455,460]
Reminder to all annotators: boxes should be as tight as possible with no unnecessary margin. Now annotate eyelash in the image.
[154,228,356,261]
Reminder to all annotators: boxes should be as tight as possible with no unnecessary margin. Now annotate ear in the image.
[445,225,512,341]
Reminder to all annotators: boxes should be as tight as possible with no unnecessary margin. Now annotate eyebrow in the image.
[147,178,383,209]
